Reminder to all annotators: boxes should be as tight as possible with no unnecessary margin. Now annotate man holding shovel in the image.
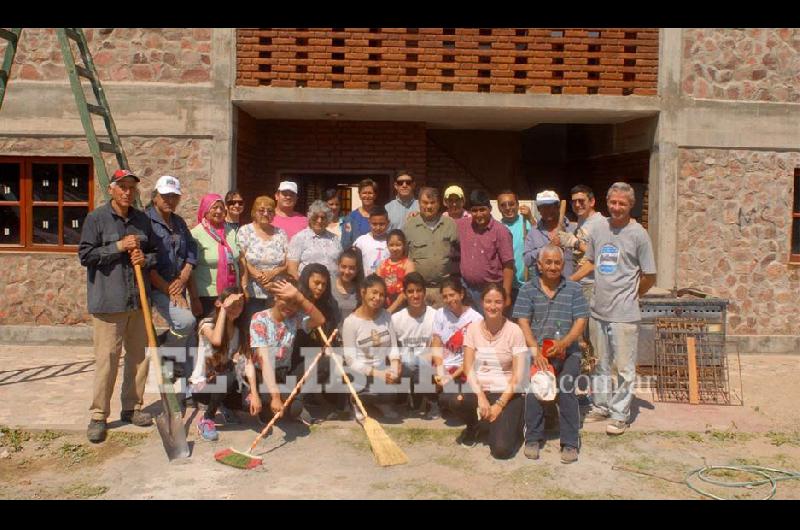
[78,169,158,443]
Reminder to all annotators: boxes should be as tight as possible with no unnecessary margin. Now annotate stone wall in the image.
[682,29,800,102]
[0,135,213,326]
[6,28,213,83]
[677,148,800,335]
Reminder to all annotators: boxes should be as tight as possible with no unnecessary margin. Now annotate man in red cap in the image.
[78,169,158,443]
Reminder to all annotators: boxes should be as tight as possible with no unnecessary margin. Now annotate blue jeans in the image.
[525,352,581,449]
[461,279,485,317]
[591,319,639,422]
[151,289,197,376]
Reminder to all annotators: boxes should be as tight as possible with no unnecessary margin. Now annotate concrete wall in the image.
[8,29,213,83]
[656,28,800,352]
[0,28,236,335]
[682,29,800,102]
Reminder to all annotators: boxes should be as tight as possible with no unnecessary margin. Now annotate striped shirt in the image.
[511,276,589,355]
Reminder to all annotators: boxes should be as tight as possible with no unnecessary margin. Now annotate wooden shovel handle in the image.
[134,263,163,387]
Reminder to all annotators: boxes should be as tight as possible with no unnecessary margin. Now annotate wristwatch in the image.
[495,397,507,408]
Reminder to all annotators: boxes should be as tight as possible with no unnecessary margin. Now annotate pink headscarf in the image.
[197,193,224,225]
[197,193,236,295]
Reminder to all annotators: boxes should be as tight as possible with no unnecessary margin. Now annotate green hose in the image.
[685,465,800,500]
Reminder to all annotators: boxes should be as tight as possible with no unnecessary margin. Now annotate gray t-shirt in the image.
[573,211,606,286]
[332,282,358,328]
[585,218,656,322]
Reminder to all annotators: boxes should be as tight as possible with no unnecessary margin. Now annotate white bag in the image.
[530,370,558,402]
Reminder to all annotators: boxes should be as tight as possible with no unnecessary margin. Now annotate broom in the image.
[214,328,338,469]
[319,328,408,467]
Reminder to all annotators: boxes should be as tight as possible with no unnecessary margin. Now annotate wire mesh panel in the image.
[654,318,732,405]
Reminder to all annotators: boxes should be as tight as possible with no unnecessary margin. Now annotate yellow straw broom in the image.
[319,328,408,467]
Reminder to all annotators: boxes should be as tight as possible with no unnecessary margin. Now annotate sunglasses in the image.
[227,200,244,206]
[396,179,413,186]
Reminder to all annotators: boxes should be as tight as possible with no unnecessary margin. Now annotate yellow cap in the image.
[444,185,465,199]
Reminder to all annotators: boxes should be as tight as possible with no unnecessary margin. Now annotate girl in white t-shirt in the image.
[431,278,483,398]
[444,283,526,459]
[341,274,402,418]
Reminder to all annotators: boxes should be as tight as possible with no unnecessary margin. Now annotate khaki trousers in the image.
[90,310,150,421]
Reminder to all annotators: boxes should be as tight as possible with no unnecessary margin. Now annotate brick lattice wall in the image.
[237,28,658,95]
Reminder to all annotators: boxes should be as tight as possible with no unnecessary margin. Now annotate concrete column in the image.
[650,28,683,290]
[210,28,236,193]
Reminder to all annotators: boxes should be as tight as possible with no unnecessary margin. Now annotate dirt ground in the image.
[2,348,800,500]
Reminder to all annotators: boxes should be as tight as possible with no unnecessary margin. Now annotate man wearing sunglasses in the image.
[385,170,419,231]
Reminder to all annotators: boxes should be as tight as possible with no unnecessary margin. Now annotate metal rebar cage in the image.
[654,317,733,405]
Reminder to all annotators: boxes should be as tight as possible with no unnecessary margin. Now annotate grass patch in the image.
[63,483,108,499]
[108,431,149,447]
[405,480,470,500]
[433,452,473,471]
[386,426,456,446]
[542,487,619,500]
[765,431,800,448]
[498,464,554,487]
[58,442,93,467]
[0,426,31,452]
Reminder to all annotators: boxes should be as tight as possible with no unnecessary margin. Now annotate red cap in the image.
[111,169,140,183]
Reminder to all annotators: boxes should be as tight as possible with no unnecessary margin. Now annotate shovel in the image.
[133,263,191,461]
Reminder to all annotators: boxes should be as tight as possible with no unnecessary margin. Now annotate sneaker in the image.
[561,446,579,464]
[375,403,400,420]
[86,419,107,444]
[351,397,365,423]
[583,407,610,423]
[457,424,480,447]
[120,410,153,427]
[423,399,441,420]
[524,442,541,460]
[197,418,219,441]
[218,405,240,425]
[606,420,628,436]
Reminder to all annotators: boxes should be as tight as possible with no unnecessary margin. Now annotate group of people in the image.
[79,168,655,464]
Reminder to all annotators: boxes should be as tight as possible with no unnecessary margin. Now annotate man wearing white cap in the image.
[523,190,579,280]
[272,181,308,241]
[442,185,471,220]
[146,175,198,383]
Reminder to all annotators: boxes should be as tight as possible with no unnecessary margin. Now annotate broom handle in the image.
[134,263,164,388]
[248,328,338,452]
[319,328,370,419]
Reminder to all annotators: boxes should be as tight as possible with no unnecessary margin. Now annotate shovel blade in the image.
[155,411,191,461]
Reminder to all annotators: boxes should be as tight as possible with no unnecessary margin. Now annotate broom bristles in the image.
[214,447,263,469]
[363,418,408,467]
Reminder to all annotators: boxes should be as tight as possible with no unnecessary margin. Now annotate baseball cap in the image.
[469,189,491,209]
[110,169,140,184]
[277,181,298,194]
[444,185,465,199]
[535,190,560,205]
[155,175,181,195]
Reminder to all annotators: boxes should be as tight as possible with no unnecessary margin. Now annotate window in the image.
[0,157,93,252]
[792,168,800,263]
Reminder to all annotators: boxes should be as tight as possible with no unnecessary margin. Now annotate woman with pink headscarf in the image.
[190,194,242,318]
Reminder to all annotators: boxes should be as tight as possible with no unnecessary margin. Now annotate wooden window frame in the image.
[792,168,800,264]
[0,156,94,253]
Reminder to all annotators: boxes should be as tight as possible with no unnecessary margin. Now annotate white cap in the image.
[535,190,559,205]
[155,175,181,195]
[277,181,298,194]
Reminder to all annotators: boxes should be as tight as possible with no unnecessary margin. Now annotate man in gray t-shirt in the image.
[582,182,656,435]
